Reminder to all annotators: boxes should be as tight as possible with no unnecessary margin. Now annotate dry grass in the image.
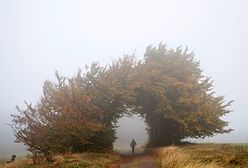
[157,144,248,168]
[157,146,221,168]
[0,152,120,168]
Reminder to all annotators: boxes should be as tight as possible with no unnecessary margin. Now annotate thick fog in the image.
[1,0,248,155]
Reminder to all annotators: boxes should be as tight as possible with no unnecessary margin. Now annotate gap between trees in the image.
[10,43,232,163]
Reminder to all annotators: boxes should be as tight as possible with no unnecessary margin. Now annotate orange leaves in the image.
[11,43,233,151]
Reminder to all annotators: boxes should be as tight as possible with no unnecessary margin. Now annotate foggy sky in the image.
[1,0,248,154]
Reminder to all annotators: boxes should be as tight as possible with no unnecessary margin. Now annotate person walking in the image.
[130,138,137,154]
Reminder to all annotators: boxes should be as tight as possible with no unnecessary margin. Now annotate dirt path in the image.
[110,146,158,168]
[119,155,158,168]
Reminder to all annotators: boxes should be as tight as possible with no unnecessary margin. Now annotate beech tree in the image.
[10,70,105,161]
[10,57,138,161]
[134,44,233,146]
[11,43,233,160]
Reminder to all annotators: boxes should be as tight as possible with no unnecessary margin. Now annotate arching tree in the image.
[11,43,233,160]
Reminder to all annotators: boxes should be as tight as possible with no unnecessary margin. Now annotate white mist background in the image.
[1,0,248,155]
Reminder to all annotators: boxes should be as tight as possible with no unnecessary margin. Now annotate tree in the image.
[11,43,233,160]
[10,57,139,161]
[134,44,233,146]
[10,70,106,161]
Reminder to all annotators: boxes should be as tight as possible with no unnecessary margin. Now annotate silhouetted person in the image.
[130,138,137,154]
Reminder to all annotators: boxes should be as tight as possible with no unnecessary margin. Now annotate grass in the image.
[157,143,248,168]
[0,152,120,168]
[2,143,248,168]
[0,161,4,168]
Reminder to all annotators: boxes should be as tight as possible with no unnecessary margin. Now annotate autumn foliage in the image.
[135,44,232,146]
[10,44,232,162]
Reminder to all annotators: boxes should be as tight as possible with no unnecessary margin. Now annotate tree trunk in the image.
[148,113,177,147]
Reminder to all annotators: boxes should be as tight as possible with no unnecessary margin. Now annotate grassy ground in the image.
[157,143,248,168]
[1,143,248,168]
[0,152,120,168]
